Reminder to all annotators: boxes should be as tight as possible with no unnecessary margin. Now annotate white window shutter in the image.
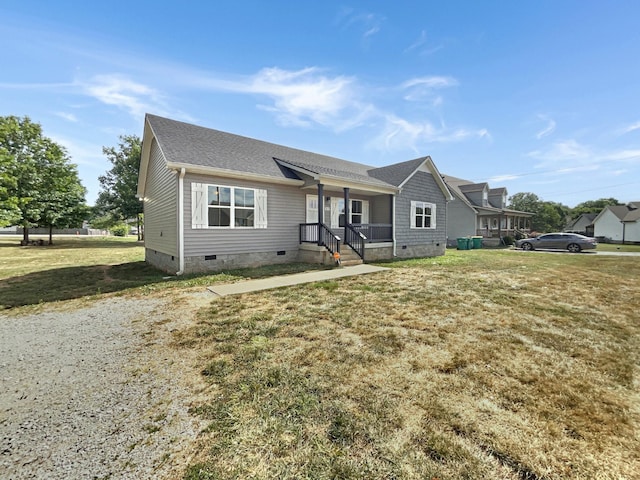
[255,189,268,228]
[410,201,417,228]
[362,200,370,224]
[430,203,436,229]
[191,183,206,229]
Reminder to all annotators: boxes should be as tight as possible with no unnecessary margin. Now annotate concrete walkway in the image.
[207,264,389,297]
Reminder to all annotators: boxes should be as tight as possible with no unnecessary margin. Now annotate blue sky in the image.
[1,1,639,207]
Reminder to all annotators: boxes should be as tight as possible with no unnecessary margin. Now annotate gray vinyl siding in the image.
[370,195,392,223]
[395,171,447,246]
[464,191,484,206]
[446,193,477,239]
[184,173,306,256]
[143,139,178,256]
[488,194,505,209]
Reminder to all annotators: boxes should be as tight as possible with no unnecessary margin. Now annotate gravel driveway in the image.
[0,297,203,479]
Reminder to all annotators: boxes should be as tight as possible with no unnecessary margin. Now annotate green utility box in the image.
[457,237,470,250]
[471,236,483,249]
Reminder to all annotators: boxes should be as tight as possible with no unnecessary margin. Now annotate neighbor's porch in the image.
[475,213,532,239]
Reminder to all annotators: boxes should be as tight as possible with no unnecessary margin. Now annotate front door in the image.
[306,195,318,224]
[308,195,369,228]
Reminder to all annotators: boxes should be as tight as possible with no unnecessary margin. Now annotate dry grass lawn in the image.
[2,237,638,478]
[177,250,640,480]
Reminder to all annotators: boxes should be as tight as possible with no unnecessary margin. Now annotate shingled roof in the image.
[368,157,427,187]
[140,114,452,199]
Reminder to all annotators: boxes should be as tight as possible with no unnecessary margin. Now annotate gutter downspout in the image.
[176,168,186,275]
[392,194,397,257]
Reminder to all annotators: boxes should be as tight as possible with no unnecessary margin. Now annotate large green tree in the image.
[508,192,542,214]
[94,135,143,239]
[38,147,88,244]
[508,192,569,233]
[0,152,20,227]
[0,116,87,243]
[571,198,622,217]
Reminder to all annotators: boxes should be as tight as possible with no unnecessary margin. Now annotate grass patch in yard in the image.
[0,236,330,310]
[179,250,640,479]
[595,243,640,252]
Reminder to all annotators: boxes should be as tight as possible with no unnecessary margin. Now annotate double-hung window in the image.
[192,183,267,229]
[351,200,363,224]
[410,201,436,229]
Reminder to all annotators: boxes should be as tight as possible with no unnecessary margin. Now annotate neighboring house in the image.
[564,213,597,236]
[442,175,533,245]
[592,202,640,243]
[137,114,453,274]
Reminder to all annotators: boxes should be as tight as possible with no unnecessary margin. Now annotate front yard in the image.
[1,237,638,479]
[179,250,639,479]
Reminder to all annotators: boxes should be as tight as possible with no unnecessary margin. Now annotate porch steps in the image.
[339,245,363,266]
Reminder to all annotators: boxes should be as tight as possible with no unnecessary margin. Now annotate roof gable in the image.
[368,158,426,187]
[369,156,453,200]
[459,182,488,193]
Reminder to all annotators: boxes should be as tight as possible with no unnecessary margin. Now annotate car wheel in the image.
[521,242,533,251]
[567,243,581,253]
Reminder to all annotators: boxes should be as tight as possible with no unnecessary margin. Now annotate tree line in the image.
[508,192,621,233]
[1,115,624,244]
[1,115,142,244]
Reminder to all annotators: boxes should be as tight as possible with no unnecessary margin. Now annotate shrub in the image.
[502,235,515,246]
[110,224,129,237]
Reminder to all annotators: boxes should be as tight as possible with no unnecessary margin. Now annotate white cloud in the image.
[80,74,167,121]
[535,115,556,139]
[404,30,444,56]
[602,149,640,162]
[621,121,640,134]
[195,67,374,131]
[334,8,384,40]
[371,114,489,152]
[528,139,591,163]
[402,76,459,90]
[488,174,521,182]
[54,112,78,122]
[401,76,459,103]
[529,140,640,166]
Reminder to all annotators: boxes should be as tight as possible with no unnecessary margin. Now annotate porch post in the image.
[317,183,324,247]
[343,188,350,222]
[343,187,350,234]
[317,183,324,225]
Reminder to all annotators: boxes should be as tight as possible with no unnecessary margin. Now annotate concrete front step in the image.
[338,249,363,265]
[341,259,363,266]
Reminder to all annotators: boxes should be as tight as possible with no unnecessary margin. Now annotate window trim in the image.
[192,182,267,229]
[410,201,436,229]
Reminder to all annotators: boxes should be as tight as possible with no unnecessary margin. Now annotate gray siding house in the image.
[443,175,533,245]
[137,114,453,274]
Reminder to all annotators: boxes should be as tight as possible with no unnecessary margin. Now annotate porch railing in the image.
[344,224,365,259]
[299,223,341,257]
[476,228,530,238]
[351,224,393,243]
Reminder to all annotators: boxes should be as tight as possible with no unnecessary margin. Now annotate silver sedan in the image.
[516,233,597,253]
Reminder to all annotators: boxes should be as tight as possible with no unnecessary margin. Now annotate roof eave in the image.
[316,174,398,194]
[275,158,398,194]
[165,162,306,186]
[136,115,155,199]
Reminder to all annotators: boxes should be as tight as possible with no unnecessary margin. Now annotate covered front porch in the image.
[298,183,395,263]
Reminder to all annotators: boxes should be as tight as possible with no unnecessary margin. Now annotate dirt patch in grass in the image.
[176,251,640,479]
